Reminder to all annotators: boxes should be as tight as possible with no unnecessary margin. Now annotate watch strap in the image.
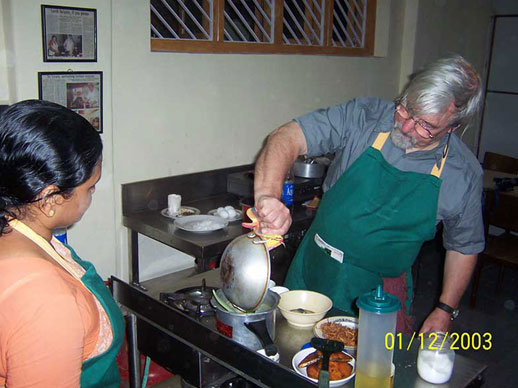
[437,302,459,320]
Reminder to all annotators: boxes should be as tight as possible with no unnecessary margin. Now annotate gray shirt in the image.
[295,97,484,255]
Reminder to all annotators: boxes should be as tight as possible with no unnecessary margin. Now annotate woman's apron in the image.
[9,220,124,388]
[284,131,447,333]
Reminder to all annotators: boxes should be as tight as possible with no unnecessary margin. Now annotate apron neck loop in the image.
[8,219,82,281]
[372,131,450,179]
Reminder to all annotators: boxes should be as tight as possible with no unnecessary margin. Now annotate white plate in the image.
[174,215,228,233]
[161,206,200,219]
[313,316,358,354]
[292,347,355,387]
[208,208,242,222]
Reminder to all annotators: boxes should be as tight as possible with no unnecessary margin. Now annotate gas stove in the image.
[160,279,216,317]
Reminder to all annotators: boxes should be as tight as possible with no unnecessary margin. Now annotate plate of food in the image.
[161,206,200,219]
[313,316,358,356]
[292,347,355,387]
[208,206,242,222]
[174,215,228,233]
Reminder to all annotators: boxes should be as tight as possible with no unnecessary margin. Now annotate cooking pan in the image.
[212,289,279,356]
[292,157,328,178]
[220,233,271,311]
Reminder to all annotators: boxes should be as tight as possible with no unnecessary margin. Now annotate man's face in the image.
[391,102,457,151]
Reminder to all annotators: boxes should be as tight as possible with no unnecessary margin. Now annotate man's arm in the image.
[419,250,477,333]
[254,121,307,235]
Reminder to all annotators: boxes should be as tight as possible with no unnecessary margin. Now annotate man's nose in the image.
[400,118,416,134]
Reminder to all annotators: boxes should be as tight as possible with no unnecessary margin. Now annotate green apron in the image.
[71,246,124,388]
[284,131,447,315]
[9,220,124,388]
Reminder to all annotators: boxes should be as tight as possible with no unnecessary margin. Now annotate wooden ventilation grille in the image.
[151,0,213,40]
[150,0,375,55]
[224,0,273,42]
[331,0,366,48]
[282,0,324,46]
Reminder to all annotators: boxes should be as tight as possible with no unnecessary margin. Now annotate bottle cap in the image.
[356,284,401,313]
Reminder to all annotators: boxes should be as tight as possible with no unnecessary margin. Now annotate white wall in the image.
[110,0,405,280]
[411,0,494,151]
[0,0,494,280]
[1,0,117,277]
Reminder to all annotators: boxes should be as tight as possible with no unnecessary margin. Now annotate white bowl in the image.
[270,286,289,295]
[292,347,355,387]
[313,316,358,357]
[277,290,332,328]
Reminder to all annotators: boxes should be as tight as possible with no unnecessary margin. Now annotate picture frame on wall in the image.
[38,71,103,133]
[41,5,97,62]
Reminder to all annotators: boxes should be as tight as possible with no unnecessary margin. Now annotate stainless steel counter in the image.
[121,164,316,286]
[114,268,487,388]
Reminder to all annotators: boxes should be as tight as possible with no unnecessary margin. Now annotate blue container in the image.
[53,227,68,244]
[281,181,294,206]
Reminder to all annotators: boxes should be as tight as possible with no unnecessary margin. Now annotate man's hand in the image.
[255,195,292,235]
[419,308,452,334]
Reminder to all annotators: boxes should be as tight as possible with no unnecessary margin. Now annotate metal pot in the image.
[292,158,327,178]
[213,289,279,355]
[220,233,270,311]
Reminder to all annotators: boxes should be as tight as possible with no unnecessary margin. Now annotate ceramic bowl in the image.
[292,347,355,387]
[313,316,358,357]
[277,290,332,328]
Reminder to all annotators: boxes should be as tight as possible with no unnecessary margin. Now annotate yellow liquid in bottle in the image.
[355,368,392,388]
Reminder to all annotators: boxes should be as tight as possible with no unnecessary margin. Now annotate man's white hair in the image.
[395,55,483,133]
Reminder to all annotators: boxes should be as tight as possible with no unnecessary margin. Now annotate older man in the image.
[253,55,484,333]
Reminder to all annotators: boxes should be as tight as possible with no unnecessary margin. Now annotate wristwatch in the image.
[437,302,459,320]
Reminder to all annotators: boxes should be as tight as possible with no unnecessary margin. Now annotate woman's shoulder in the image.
[0,256,75,299]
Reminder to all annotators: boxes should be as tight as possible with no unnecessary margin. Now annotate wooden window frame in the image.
[151,0,376,56]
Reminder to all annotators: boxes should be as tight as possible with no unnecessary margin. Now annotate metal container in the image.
[213,289,280,355]
[220,233,270,311]
[292,159,327,178]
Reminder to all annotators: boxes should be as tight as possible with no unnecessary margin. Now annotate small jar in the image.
[417,332,455,384]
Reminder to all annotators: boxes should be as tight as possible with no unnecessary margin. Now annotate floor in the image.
[412,239,518,388]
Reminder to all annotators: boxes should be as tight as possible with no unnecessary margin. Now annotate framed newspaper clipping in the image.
[38,71,103,133]
[41,5,97,62]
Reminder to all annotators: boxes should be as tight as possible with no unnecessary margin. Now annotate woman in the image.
[48,35,59,56]
[0,100,123,387]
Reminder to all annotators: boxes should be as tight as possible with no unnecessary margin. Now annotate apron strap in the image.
[430,144,449,178]
[372,131,390,150]
[372,132,450,178]
[9,219,83,281]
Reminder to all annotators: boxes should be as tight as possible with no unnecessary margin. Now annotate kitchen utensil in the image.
[174,215,228,232]
[291,347,356,387]
[213,289,280,354]
[208,208,243,222]
[292,157,327,178]
[168,194,182,214]
[355,285,400,388]
[277,290,332,328]
[220,233,271,311]
[417,332,455,384]
[161,206,200,219]
[311,337,344,388]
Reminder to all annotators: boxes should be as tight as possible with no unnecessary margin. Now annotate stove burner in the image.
[160,279,216,316]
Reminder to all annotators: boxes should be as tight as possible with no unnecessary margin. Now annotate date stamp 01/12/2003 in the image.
[385,332,493,351]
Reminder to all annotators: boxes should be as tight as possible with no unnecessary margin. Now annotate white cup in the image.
[168,194,182,215]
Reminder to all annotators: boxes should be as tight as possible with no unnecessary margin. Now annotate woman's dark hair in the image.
[0,99,103,234]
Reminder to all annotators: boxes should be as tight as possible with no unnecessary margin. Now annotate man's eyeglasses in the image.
[395,104,437,139]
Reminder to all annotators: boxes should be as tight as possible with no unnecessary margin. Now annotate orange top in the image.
[0,239,111,388]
